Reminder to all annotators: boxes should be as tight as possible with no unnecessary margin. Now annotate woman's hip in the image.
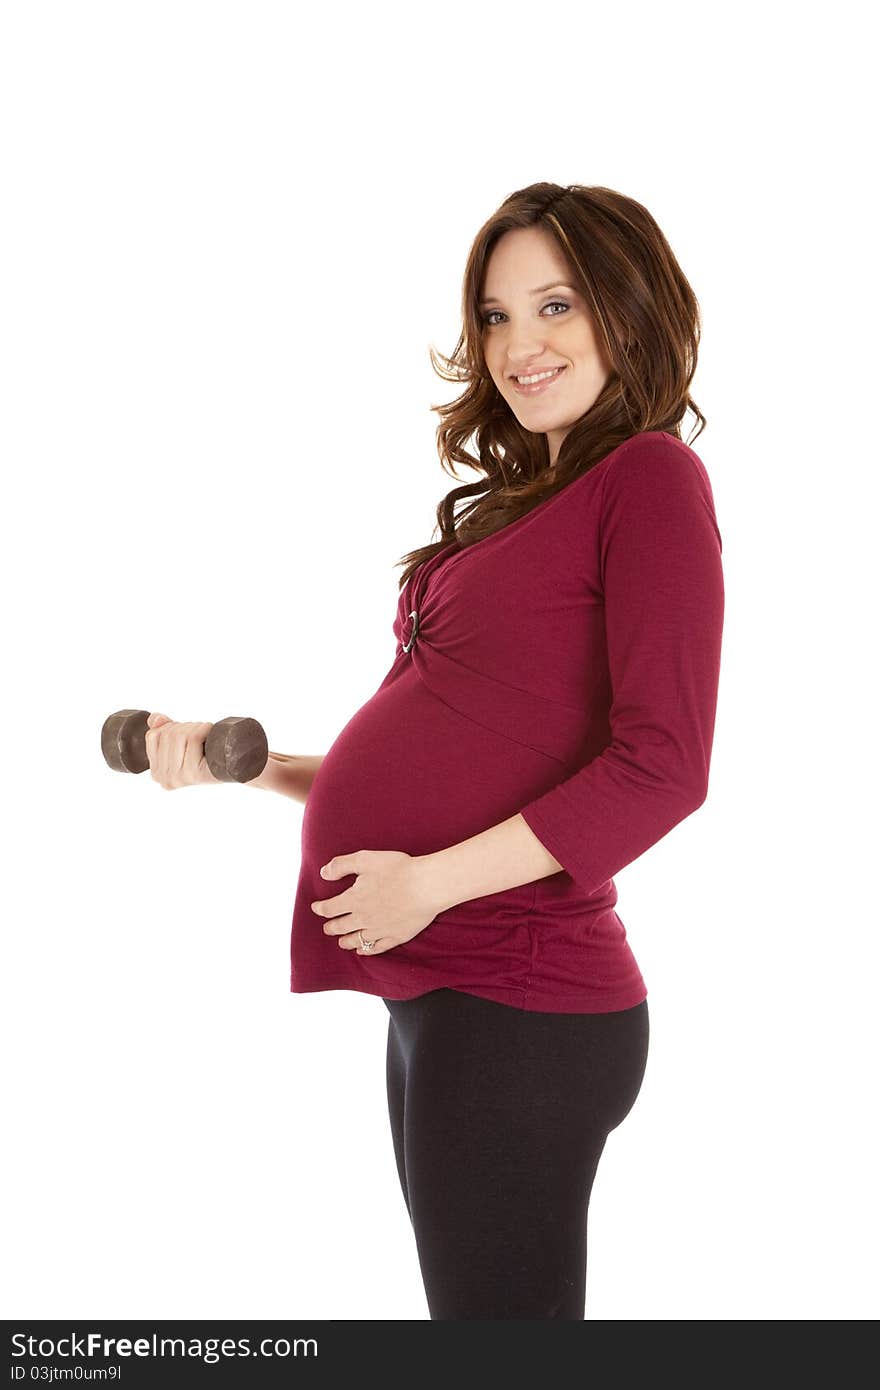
[383,986,649,1136]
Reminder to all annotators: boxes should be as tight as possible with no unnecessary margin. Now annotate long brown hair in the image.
[395,181,706,591]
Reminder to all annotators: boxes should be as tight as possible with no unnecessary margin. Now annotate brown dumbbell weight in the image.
[101,709,269,783]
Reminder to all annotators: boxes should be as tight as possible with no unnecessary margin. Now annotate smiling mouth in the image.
[511,365,567,395]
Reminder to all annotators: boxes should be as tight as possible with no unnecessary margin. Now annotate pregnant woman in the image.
[148,182,725,1319]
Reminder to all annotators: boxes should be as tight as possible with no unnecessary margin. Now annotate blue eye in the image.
[482,300,570,327]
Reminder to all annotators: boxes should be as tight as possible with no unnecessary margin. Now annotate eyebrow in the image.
[478,282,576,308]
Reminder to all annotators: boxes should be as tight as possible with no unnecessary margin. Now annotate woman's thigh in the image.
[382,987,649,1319]
[384,1004,411,1218]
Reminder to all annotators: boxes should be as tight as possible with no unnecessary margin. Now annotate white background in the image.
[2,0,876,1322]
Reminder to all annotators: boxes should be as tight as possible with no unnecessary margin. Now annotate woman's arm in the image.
[245,752,325,803]
[420,439,724,906]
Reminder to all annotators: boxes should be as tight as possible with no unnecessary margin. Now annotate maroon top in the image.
[289,430,724,1012]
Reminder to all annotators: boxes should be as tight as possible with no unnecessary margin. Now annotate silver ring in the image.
[403,608,420,654]
[358,930,376,952]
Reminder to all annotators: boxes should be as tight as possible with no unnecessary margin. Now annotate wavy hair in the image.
[395,181,706,591]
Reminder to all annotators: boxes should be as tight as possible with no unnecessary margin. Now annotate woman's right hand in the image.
[144,712,220,789]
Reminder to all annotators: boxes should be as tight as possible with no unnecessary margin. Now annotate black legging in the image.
[383,987,649,1319]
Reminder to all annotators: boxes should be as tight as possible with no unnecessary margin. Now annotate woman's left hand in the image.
[310,850,441,955]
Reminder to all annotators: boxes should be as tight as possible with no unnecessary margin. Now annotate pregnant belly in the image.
[291,661,576,986]
[302,662,566,875]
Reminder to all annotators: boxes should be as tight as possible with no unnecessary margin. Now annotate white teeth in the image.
[516,367,563,385]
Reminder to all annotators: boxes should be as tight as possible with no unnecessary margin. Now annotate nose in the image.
[506,336,553,373]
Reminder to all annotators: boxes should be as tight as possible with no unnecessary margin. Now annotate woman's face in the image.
[479,225,613,467]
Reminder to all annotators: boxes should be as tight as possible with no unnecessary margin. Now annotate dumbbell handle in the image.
[101,709,269,784]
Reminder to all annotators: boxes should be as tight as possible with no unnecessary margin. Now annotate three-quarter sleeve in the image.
[518,437,725,897]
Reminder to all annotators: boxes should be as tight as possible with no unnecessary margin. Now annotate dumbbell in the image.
[101,709,269,783]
